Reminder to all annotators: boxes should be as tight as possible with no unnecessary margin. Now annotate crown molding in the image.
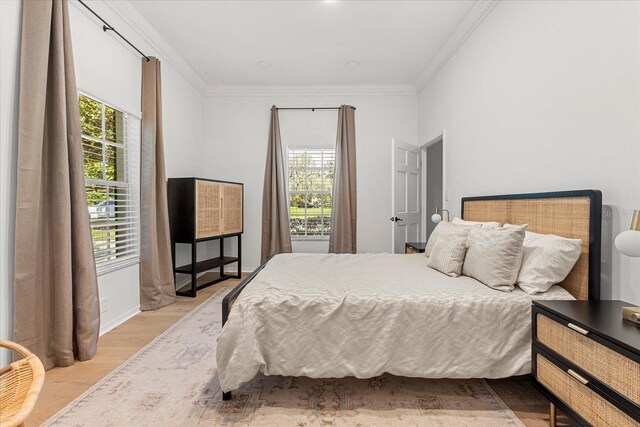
[414,0,499,93]
[98,0,209,94]
[204,84,417,97]
[74,0,495,98]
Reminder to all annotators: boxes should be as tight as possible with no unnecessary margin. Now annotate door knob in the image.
[390,217,403,222]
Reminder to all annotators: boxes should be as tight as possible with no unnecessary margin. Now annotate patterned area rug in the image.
[44,289,524,426]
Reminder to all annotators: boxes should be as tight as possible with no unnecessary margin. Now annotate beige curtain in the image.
[13,0,100,370]
[261,106,292,263]
[140,57,176,311]
[329,105,357,254]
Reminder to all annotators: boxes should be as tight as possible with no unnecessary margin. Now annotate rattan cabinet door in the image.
[222,183,243,235]
[195,180,222,239]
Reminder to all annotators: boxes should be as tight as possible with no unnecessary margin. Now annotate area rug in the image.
[44,288,524,426]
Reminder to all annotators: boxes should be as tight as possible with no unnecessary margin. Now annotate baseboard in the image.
[100,306,140,336]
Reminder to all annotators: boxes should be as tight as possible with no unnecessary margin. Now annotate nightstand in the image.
[405,242,426,254]
[532,300,640,426]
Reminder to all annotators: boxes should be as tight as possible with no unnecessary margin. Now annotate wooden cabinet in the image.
[168,178,243,297]
[532,300,640,426]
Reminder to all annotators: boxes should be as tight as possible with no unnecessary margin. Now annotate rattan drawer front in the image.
[537,314,640,407]
[195,180,222,239]
[536,354,637,426]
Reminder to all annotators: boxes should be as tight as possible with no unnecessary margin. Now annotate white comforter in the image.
[216,253,574,392]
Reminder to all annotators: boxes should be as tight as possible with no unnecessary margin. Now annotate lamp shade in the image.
[615,209,640,257]
[615,230,640,257]
[431,213,442,224]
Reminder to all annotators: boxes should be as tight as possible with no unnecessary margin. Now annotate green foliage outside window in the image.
[79,95,125,206]
[79,94,128,263]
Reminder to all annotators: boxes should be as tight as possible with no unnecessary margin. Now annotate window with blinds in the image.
[288,147,335,239]
[79,93,140,274]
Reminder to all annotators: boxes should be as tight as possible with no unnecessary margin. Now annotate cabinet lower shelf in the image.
[175,256,238,274]
[172,234,242,298]
[175,272,232,297]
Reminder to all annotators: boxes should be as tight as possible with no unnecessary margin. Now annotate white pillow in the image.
[503,223,529,229]
[425,222,480,257]
[517,231,582,294]
[462,224,527,292]
[452,217,502,229]
[427,238,467,277]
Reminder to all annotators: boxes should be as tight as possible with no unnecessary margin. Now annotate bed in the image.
[217,190,602,400]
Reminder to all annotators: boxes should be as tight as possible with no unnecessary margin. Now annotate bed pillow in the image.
[427,238,467,277]
[503,223,528,229]
[462,224,527,292]
[425,222,480,257]
[452,217,502,229]
[517,231,583,294]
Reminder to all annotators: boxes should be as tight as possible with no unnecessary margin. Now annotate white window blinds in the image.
[79,93,140,275]
[287,147,335,239]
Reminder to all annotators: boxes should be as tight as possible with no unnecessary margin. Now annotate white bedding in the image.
[216,253,574,392]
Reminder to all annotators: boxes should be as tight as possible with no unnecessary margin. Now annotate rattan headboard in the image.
[461,190,602,300]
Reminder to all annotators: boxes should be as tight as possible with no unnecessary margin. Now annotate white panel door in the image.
[391,139,421,253]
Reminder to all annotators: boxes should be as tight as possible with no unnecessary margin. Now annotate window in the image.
[288,147,335,239]
[79,93,140,274]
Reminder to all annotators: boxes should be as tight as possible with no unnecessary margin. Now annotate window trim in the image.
[79,90,141,276]
[286,145,335,241]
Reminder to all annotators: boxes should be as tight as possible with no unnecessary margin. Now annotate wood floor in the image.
[29,276,573,426]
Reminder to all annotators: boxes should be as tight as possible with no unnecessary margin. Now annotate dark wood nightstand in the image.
[532,300,640,426]
[405,242,426,254]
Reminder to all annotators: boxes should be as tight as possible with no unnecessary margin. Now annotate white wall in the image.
[71,2,206,331]
[0,0,206,363]
[0,0,22,365]
[418,1,640,304]
[205,94,417,271]
[69,2,143,336]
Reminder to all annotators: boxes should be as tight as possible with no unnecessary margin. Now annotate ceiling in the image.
[129,0,476,86]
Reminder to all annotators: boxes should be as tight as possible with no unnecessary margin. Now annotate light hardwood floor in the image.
[28,278,240,426]
[29,276,572,426]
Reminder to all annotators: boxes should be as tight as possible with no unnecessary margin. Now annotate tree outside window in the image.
[79,94,138,270]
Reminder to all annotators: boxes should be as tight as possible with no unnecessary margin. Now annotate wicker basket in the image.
[0,340,45,427]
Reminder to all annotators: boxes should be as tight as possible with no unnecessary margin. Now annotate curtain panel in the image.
[261,106,292,263]
[140,57,176,311]
[14,0,100,369]
[329,105,357,254]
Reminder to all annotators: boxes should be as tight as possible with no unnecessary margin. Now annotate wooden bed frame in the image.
[220,189,602,400]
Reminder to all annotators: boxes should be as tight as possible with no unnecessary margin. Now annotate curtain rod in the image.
[276,107,356,111]
[77,0,150,62]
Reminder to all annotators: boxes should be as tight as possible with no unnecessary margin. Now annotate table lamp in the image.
[615,209,640,257]
[616,209,640,325]
[431,207,450,224]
